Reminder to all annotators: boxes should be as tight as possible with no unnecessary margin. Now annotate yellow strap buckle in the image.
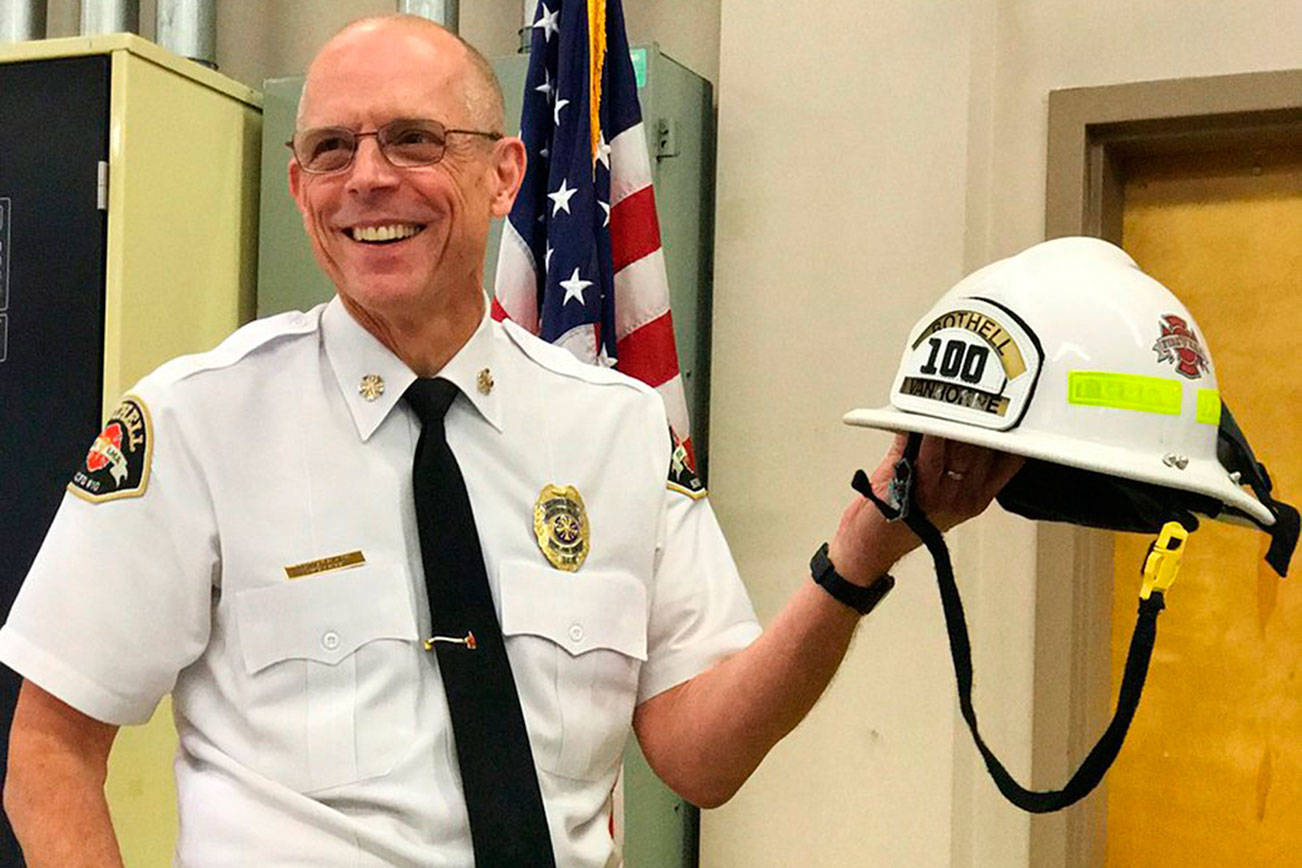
[1140,521,1189,599]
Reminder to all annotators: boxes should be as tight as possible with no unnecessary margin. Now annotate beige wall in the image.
[706,2,977,865]
[707,1,1302,866]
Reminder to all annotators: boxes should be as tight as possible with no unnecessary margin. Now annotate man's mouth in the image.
[346,223,427,244]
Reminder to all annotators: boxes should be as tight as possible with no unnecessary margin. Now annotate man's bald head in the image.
[297,15,505,133]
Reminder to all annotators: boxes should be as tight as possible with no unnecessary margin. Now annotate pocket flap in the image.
[235,565,417,673]
[499,561,648,660]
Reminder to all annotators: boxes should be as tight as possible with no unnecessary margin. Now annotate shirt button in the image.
[322,631,341,651]
[568,624,584,643]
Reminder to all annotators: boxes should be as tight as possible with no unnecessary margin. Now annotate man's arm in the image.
[5,679,123,867]
[634,435,1022,808]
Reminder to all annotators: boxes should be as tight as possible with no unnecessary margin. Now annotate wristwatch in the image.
[810,542,895,615]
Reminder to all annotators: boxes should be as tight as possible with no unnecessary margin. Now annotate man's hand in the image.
[828,433,1024,586]
[635,434,1022,807]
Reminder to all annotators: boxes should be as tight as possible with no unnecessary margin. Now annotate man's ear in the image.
[288,156,304,210]
[488,136,528,218]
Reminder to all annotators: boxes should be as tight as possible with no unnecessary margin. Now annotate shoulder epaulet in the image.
[149,306,322,388]
[499,317,652,394]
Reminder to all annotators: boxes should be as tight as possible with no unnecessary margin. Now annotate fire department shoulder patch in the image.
[666,427,706,500]
[69,396,153,503]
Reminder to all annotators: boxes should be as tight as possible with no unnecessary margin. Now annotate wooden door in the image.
[1106,146,1302,865]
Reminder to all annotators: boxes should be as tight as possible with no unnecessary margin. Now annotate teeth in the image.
[350,224,422,242]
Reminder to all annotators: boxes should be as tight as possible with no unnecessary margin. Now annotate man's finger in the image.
[942,441,983,482]
[884,431,908,463]
[964,444,996,486]
[915,434,947,484]
[986,449,1026,493]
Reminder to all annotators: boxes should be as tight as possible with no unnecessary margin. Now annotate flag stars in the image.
[548,178,578,216]
[500,4,678,390]
[535,70,554,101]
[560,268,592,307]
[533,4,559,42]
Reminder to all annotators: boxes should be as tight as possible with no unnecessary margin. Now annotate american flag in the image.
[492,0,696,469]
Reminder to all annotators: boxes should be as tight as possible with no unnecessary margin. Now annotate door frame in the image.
[1034,68,1302,867]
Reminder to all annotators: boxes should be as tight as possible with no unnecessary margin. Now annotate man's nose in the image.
[344,136,400,195]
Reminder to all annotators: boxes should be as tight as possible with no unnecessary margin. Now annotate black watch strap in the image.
[810,542,895,615]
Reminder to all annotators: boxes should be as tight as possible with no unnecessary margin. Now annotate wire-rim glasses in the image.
[287,118,503,174]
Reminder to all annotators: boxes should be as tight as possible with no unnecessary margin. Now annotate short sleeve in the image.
[637,488,761,705]
[0,388,218,725]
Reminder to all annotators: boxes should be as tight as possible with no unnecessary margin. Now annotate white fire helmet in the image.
[844,236,1296,571]
[840,236,1296,815]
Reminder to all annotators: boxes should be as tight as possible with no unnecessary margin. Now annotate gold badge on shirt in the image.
[533,484,590,572]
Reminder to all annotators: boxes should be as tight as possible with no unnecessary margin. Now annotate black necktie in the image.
[404,378,556,867]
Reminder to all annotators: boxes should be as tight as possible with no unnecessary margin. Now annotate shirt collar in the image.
[321,295,503,441]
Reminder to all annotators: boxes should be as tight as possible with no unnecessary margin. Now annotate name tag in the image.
[284,550,366,579]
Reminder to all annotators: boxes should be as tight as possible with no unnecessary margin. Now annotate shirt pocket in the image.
[233,563,419,793]
[499,561,648,782]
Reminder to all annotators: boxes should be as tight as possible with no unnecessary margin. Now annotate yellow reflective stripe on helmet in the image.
[1196,389,1221,425]
[1067,371,1182,415]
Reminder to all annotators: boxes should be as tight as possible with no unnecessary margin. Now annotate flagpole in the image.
[398,0,459,32]
[520,0,538,51]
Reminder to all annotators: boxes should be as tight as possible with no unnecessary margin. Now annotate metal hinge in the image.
[97,161,108,211]
[656,117,679,160]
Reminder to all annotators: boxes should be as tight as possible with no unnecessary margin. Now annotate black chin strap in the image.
[1217,402,1299,576]
[851,435,1165,813]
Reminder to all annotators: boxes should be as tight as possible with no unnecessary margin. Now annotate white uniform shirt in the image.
[0,297,760,867]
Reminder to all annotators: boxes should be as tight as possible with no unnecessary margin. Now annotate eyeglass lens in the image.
[295,119,449,172]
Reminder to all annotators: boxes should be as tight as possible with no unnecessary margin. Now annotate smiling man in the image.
[288,22,515,380]
[0,15,1017,867]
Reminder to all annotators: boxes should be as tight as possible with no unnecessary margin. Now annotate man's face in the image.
[289,25,517,323]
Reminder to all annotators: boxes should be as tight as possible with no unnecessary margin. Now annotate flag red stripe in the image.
[616,312,679,388]
[610,185,662,274]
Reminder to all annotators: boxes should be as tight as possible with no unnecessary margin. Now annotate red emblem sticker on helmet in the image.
[69,396,153,503]
[1152,315,1209,380]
